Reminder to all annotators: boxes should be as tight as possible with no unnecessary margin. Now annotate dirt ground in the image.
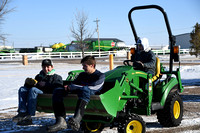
[146,86,200,133]
[0,86,200,133]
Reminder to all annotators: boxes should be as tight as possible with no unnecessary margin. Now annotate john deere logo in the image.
[111,42,115,47]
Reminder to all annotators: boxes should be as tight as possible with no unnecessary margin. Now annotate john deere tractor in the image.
[37,5,184,133]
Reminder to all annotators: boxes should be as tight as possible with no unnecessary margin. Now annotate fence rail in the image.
[0,49,190,61]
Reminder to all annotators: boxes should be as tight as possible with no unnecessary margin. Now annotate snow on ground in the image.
[0,63,110,111]
[0,55,200,132]
[1,61,200,111]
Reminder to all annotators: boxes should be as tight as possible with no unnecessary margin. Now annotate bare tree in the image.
[0,0,14,44]
[70,10,94,57]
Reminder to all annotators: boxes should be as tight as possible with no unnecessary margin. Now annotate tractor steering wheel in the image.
[123,60,132,66]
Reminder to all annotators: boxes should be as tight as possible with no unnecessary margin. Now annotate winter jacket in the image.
[133,50,156,76]
[72,69,105,91]
[34,70,63,93]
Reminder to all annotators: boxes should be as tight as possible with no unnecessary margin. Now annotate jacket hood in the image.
[137,38,151,52]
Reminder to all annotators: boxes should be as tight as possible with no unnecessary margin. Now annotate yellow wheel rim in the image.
[85,122,102,132]
[173,100,180,119]
[126,120,143,133]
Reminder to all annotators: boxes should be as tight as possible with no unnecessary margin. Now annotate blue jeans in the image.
[53,85,95,104]
[18,86,43,116]
[69,84,96,103]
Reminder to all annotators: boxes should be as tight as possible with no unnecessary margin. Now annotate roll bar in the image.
[128,5,176,73]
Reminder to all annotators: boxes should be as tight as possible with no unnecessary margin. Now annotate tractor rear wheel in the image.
[118,113,146,133]
[157,91,183,127]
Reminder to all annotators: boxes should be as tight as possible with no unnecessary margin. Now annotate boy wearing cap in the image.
[12,59,63,125]
[133,38,156,76]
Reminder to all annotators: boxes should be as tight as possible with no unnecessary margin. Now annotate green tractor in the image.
[37,5,184,133]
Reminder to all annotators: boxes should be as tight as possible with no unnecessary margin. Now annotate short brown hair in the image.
[81,56,96,68]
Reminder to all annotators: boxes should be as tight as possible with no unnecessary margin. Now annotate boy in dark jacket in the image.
[12,59,63,125]
[47,56,105,132]
[133,38,156,76]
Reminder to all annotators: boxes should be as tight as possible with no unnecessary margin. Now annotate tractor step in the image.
[151,102,163,110]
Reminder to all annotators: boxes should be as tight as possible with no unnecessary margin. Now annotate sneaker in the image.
[12,112,28,123]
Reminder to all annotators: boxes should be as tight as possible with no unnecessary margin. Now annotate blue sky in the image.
[2,0,200,48]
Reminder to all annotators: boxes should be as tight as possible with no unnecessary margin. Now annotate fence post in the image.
[127,52,131,60]
[109,54,114,70]
[22,55,28,65]
[10,53,13,60]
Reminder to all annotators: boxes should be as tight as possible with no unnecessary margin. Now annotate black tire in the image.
[81,122,104,133]
[118,114,146,133]
[157,92,183,127]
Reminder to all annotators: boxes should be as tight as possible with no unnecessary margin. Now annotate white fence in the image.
[0,49,190,61]
[0,51,127,61]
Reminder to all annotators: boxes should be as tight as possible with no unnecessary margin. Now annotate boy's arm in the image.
[45,74,63,89]
[143,51,156,69]
[35,74,63,90]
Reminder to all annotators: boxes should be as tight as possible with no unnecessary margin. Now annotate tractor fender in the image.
[160,77,178,106]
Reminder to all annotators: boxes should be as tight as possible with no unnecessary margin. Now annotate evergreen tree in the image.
[190,23,200,57]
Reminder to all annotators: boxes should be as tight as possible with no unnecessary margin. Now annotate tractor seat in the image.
[152,57,161,82]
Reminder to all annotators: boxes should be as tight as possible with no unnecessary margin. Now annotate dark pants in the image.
[52,86,96,117]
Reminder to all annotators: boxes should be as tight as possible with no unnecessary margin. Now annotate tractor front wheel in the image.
[157,92,183,127]
[81,122,104,133]
[118,114,146,133]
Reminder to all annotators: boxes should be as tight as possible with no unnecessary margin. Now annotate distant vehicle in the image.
[0,46,15,53]
[19,38,128,53]
[51,38,128,52]
[19,46,52,53]
[0,46,15,59]
[51,43,68,52]
[0,48,15,53]
[85,38,127,51]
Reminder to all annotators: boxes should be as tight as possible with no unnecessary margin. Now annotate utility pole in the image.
[3,38,5,48]
[94,18,100,54]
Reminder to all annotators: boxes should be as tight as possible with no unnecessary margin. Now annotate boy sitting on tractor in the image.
[12,59,63,125]
[47,55,105,132]
[133,38,156,76]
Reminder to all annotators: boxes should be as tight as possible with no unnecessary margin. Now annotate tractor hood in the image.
[104,66,133,82]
